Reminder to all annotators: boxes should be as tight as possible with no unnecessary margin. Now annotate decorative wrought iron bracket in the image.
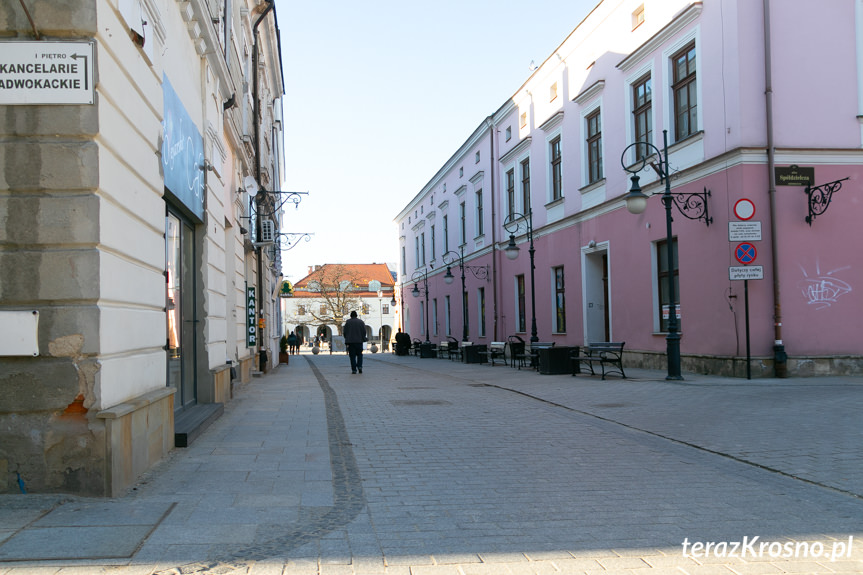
[666,187,712,227]
[805,177,849,226]
[276,232,313,251]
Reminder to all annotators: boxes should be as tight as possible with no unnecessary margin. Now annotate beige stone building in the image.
[0,0,286,495]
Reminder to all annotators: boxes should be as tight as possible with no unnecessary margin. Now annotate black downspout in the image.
[253,0,274,371]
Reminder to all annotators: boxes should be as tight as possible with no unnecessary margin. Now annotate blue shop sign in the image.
[161,75,204,220]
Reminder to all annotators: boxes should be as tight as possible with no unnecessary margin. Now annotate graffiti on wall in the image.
[797,261,852,310]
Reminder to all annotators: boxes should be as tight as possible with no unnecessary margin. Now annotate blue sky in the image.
[277,0,598,282]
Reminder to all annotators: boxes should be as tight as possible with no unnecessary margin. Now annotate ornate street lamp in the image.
[620,129,711,381]
[410,269,430,343]
[442,245,489,342]
[503,209,538,343]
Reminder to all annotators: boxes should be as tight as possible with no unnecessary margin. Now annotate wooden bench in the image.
[527,342,554,371]
[572,341,626,380]
[437,341,450,359]
[478,342,507,366]
[508,336,526,369]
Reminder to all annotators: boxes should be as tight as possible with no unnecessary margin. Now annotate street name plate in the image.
[0,41,95,105]
[729,266,764,281]
[729,221,762,242]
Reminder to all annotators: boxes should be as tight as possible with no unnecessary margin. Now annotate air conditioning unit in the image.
[260,219,276,243]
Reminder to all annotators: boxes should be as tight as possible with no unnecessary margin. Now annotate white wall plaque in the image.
[0,311,39,356]
[0,41,95,105]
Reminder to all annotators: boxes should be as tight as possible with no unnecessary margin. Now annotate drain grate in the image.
[390,399,451,406]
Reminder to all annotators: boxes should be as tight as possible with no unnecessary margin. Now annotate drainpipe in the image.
[487,116,499,340]
[764,0,787,377]
[253,0,274,371]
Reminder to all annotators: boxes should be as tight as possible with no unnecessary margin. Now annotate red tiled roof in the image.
[293,263,395,292]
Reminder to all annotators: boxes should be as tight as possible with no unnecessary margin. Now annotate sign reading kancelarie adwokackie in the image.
[0,41,95,105]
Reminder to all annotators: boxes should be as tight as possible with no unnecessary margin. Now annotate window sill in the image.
[578,178,606,195]
[544,197,565,209]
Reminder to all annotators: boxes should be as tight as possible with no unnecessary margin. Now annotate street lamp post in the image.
[410,269,430,343]
[503,209,538,343]
[442,245,489,342]
[621,129,711,381]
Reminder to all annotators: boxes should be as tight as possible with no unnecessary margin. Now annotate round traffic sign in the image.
[735,242,757,265]
[734,198,756,220]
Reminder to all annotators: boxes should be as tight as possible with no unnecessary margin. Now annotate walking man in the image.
[343,310,367,374]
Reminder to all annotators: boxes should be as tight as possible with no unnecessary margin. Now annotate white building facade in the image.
[0,0,286,495]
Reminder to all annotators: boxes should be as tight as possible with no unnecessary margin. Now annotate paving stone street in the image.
[1,352,862,574]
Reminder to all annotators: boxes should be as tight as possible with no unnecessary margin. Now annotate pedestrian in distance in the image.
[343,310,367,374]
[287,331,298,354]
[394,328,411,356]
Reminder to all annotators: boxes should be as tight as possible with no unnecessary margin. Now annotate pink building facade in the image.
[395,0,863,377]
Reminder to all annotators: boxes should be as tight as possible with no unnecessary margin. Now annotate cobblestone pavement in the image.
[1,352,862,575]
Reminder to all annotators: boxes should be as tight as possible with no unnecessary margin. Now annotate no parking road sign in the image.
[735,242,757,265]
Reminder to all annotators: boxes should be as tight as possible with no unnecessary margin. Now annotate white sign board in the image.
[0,310,40,356]
[729,266,764,281]
[0,41,95,105]
[729,221,762,242]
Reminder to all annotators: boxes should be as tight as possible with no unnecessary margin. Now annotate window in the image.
[550,136,562,201]
[420,301,425,335]
[459,202,466,245]
[475,151,480,164]
[459,167,464,178]
[586,109,603,184]
[463,290,469,337]
[432,298,438,336]
[657,238,680,332]
[362,303,370,315]
[420,232,426,266]
[445,295,451,336]
[475,190,484,236]
[443,215,449,253]
[520,112,527,128]
[506,168,516,218]
[632,74,652,160]
[520,158,531,214]
[549,82,558,101]
[632,4,645,29]
[414,236,420,269]
[516,275,526,333]
[382,304,389,315]
[505,126,512,141]
[430,224,436,261]
[401,246,406,275]
[320,305,327,315]
[553,266,566,333]
[478,287,486,337]
[672,42,697,141]
[298,305,306,316]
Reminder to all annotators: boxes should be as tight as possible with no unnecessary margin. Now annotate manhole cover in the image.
[390,400,451,406]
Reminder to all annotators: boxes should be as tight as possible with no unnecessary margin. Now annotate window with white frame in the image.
[520,158,531,214]
[432,298,438,336]
[459,202,466,245]
[506,168,516,219]
[414,236,419,269]
[516,275,526,333]
[671,41,697,141]
[550,135,562,201]
[632,73,652,160]
[586,109,603,184]
[430,224,436,261]
[443,215,449,253]
[420,232,426,266]
[475,190,484,237]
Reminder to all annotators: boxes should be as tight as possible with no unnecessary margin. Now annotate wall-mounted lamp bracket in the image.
[805,177,849,226]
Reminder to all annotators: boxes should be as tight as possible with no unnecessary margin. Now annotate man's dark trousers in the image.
[347,343,364,373]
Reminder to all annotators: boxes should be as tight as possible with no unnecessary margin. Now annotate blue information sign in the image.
[161,75,204,221]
